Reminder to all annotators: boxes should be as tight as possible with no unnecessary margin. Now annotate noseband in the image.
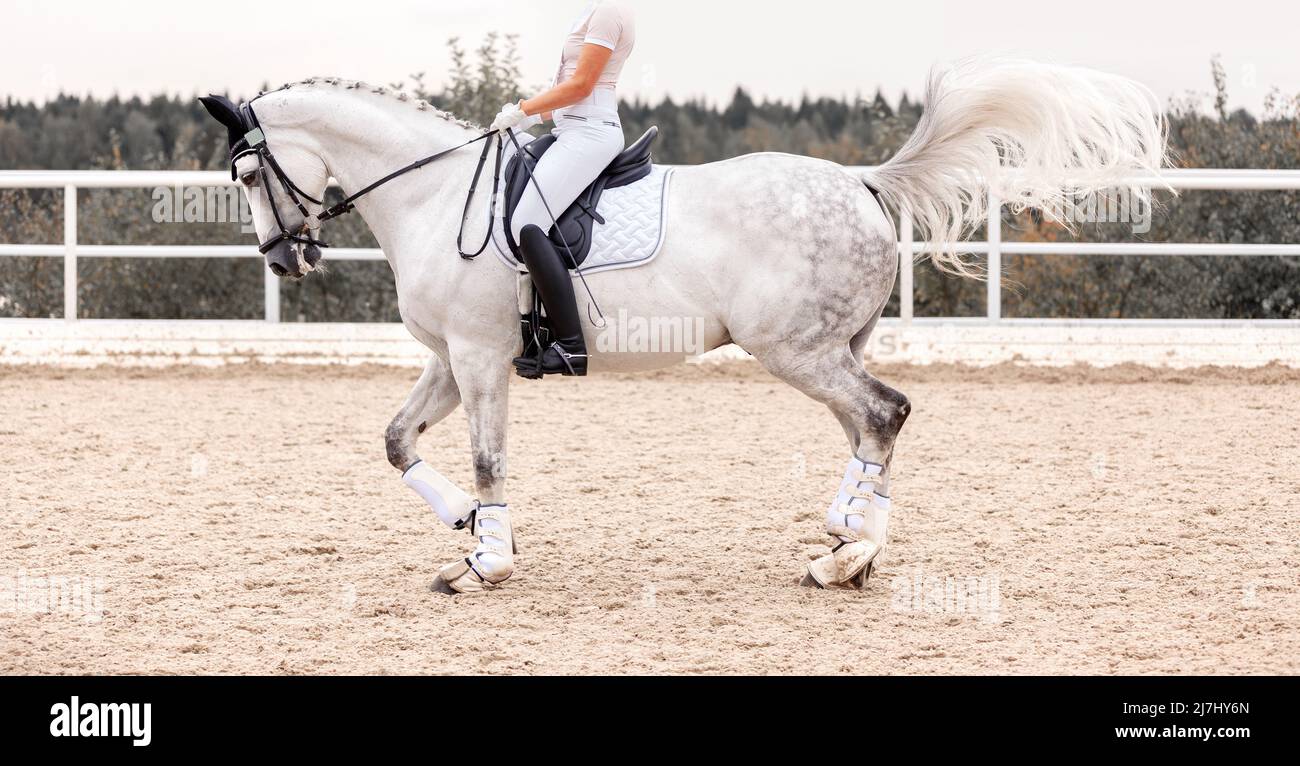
[227,99,502,260]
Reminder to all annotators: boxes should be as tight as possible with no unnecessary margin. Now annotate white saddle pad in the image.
[489,143,674,275]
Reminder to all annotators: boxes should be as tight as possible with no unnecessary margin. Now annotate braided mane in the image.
[257,76,482,131]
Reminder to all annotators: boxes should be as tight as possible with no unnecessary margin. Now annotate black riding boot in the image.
[512,224,589,378]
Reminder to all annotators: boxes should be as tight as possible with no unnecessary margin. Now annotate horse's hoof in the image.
[804,540,880,590]
[430,577,459,596]
[842,561,875,591]
[438,559,507,595]
[805,552,839,589]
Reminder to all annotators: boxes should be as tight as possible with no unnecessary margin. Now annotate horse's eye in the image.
[239,172,259,187]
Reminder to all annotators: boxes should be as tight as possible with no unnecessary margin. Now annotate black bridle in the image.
[227,99,605,322]
[228,100,504,260]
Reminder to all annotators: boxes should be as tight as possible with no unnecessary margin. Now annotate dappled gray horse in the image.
[201,58,1166,593]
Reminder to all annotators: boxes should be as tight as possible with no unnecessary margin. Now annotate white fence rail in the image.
[1,168,1299,327]
[4,318,1300,369]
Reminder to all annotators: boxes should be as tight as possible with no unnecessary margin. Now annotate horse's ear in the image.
[199,95,245,148]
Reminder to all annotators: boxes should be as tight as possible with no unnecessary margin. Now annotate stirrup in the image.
[512,353,544,380]
[547,342,589,377]
[513,341,588,378]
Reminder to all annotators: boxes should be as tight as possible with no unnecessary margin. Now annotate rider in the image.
[489,0,636,378]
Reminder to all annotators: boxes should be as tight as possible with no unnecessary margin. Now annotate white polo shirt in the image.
[556,1,636,92]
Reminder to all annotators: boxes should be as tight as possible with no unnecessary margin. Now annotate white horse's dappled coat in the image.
[223,59,1165,592]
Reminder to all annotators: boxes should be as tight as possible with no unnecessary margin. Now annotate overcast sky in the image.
[4,0,1296,113]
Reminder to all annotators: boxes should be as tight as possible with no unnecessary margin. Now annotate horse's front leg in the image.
[435,346,514,595]
[387,353,461,473]
[389,354,491,537]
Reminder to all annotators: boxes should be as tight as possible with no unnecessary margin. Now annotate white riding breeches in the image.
[509,102,626,243]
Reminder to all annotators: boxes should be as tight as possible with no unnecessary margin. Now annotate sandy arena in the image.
[2,361,1297,675]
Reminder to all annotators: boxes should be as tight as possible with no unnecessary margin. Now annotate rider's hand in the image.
[490,101,541,134]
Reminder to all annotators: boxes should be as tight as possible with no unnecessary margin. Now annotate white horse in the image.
[201,58,1166,594]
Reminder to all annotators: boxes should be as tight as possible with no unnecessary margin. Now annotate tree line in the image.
[1,36,1296,320]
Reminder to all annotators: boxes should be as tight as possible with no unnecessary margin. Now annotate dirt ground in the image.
[1,361,1297,675]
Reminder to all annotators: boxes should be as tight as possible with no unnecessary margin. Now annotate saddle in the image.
[502,126,658,268]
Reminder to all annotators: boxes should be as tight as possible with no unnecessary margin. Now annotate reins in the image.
[454,134,505,260]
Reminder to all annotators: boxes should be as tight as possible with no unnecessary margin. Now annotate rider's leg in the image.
[516,224,590,376]
[510,117,623,377]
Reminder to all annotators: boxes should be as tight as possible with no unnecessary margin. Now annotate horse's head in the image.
[200,94,330,279]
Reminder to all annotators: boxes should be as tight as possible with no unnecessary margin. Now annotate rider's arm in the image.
[520,43,614,120]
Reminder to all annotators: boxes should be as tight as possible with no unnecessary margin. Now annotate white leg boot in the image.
[402,461,477,529]
[805,457,890,589]
[402,461,515,594]
[437,505,516,594]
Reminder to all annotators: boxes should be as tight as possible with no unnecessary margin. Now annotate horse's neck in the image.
[260,89,483,261]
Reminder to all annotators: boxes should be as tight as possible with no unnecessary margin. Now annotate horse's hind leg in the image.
[759,345,910,589]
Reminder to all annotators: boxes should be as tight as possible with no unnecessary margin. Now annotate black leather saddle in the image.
[503,126,658,268]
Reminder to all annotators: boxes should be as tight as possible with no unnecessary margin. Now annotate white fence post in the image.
[264,266,280,323]
[986,193,1001,321]
[899,212,914,325]
[63,184,77,322]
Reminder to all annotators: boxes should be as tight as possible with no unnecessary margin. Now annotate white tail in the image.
[869,57,1170,277]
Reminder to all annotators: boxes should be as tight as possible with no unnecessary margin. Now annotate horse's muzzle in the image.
[264,241,304,279]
